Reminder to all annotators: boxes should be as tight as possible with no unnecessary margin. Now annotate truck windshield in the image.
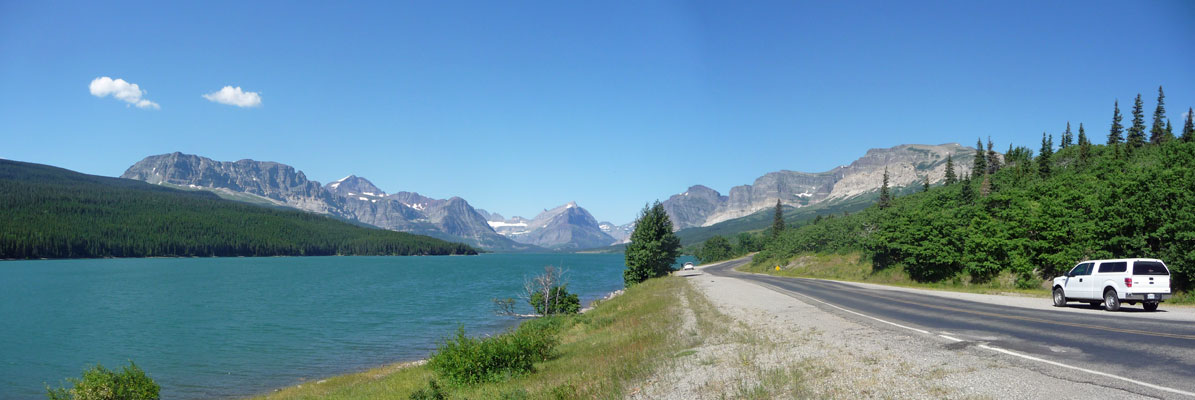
[1133,261,1169,275]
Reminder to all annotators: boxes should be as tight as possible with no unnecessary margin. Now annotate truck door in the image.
[1064,262,1094,299]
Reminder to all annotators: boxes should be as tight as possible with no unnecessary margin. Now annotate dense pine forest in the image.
[0,160,477,259]
[750,88,1195,292]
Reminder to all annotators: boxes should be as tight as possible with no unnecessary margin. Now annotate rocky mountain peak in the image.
[325,175,385,197]
[485,202,616,250]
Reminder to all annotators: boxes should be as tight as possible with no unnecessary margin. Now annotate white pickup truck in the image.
[1051,258,1172,311]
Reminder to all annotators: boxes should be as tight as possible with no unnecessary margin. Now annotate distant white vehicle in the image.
[1051,258,1171,311]
[682,262,695,270]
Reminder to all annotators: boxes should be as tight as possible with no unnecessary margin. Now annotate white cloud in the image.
[202,86,262,108]
[89,77,160,109]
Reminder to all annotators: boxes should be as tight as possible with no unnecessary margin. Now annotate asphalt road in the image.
[702,256,1195,399]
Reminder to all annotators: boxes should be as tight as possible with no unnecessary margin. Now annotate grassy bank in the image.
[743,251,1051,297]
[252,277,689,399]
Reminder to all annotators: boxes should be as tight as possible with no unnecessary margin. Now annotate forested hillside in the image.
[751,90,1195,292]
[0,160,477,259]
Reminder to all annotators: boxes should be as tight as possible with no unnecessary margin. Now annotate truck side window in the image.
[1097,262,1127,273]
[1070,263,1092,276]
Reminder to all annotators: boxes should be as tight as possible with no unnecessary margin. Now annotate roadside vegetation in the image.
[727,87,1195,298]
[742,252,1050,297]
[0,160,476,259]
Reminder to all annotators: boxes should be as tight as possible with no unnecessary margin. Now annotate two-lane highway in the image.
[702,256,1195,398]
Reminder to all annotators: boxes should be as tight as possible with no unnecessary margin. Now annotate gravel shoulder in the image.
[643,269,1152,399]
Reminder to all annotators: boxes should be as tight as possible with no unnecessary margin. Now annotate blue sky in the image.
[1,1,1193,224]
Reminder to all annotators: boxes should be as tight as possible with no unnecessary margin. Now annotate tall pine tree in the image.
[1108,100,1123,145]
[1078,123,1091,163]
[959,175,975,204]
[1184,107,1195,142]
[878,166,892,209]
[922,176,930,192]
[771,199,784,239]
[1127,93,1146,148]
[971,138,986,179]
[1061,122,1073,148]
[944,154,957,185]
[623,201,681,286]
[1038,132,1053,177]
[985,137,1001,174]
[1150,86,1167,144]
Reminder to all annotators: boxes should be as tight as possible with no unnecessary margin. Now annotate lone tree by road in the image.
[623,201,681,286]
[771,199,784,238]
[878,167,892,209]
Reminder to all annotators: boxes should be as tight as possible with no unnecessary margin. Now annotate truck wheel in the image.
[1103,289,1121,311]
[1052,288,1067,307]
[1144,302,1159,312]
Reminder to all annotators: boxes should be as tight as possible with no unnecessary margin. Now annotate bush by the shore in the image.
[427,317,561,384]
[45,361,159,400]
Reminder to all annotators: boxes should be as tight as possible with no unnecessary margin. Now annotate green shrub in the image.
[408,379,447,400]
[45,361,159,400]
[427,320,560,384]
[529,285,580,315]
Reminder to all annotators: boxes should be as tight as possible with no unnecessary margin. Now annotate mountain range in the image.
[660,143,978,230]
[120,152,623,251]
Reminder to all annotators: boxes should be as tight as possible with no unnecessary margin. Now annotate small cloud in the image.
[89,77,160,109]
[202,86,262,108]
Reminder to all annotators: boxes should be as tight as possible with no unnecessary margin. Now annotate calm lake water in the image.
[0,253,693,399]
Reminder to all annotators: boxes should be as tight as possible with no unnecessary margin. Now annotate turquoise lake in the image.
[0,253,693,399]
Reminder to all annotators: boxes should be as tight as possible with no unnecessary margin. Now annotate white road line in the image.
[978,344,1195,397]
[752,278,1195,398]
[760,281,930,335]
[938,334,963,342]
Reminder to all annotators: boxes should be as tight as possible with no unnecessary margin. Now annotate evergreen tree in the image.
[623,202,681,286]
[771,199,784,239]
[1127,93,1146,148]
[878,167,892,209]
[1150,86,1167,144]
[1038,132,1053,177]
[944,155,957,185]
[959,175,975,204]
[1061,122,1073,148]
[1108,100,1123,145]
[1078,123,1091,163]
[1165,120,1174,142]
[985,137,1001,174]
[1184,107,1195,142]
[971,138,986,179]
